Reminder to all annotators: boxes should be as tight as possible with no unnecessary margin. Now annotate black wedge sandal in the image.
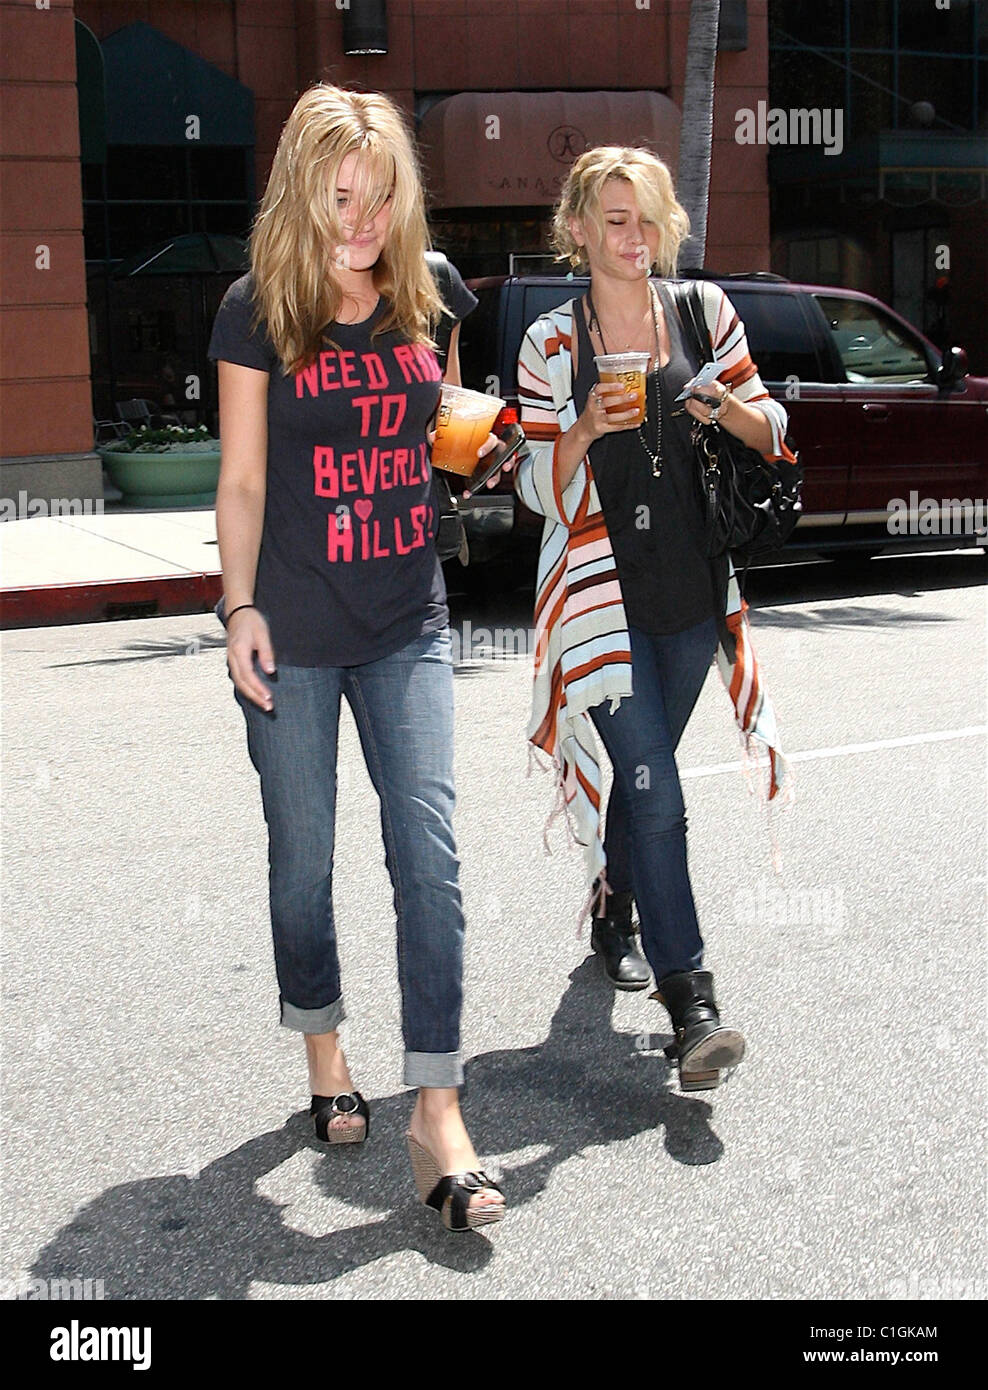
[406,1133,505,1232]
[310,1091,369,1145]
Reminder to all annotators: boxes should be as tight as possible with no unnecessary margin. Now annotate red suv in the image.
[455,270,987,561]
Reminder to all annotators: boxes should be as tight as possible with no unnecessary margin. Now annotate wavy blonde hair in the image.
[246,84,445,375]
[550,146,690,277]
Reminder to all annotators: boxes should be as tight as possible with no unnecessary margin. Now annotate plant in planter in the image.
[98,424,223,508]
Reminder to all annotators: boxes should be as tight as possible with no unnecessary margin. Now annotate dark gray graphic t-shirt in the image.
[208,269,474,666]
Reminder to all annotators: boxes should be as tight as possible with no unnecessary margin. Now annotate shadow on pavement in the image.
[29,959,722,1298]
[50,632,229,668]
[742,549,986,612]
[39,551,983,672]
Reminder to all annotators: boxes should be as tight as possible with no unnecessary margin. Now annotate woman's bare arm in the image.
[215,359,276,707]
[444,321,463,386]
[215,359,268,610]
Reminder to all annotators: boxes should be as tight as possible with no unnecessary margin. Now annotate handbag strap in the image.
[425,249,455,371]
[666,280,723,546]
[666,279,713,370]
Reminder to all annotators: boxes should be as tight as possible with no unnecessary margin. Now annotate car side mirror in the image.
[935,345,967,388]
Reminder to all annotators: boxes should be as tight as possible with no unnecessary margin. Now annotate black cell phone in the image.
[464,422,528,495]
[691,390,721,407]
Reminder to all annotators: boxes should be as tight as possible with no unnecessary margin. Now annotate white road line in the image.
[681,726,986,780]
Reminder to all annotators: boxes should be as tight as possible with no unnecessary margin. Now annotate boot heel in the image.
[653,971,746,1095]
[680,1068,721,1091]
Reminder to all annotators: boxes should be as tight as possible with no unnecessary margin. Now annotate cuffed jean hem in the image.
[280,996,346,1034]
[403,1051,464,1088]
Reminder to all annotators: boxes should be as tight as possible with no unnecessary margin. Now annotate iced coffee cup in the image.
[593,351,650,427]
[430,385,505,476]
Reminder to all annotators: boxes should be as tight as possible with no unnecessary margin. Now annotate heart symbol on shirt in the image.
[354,499,373,522]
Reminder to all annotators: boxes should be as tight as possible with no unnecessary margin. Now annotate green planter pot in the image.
[98,447,221,508]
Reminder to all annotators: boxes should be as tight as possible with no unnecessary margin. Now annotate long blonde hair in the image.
[550,146,690,277]
[246,83,446,375]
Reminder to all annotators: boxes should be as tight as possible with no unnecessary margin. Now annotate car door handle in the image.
[861,403,889,419]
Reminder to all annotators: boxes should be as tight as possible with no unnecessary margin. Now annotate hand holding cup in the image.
[425,427,503,498]
[580,380,641,440]
[579,351,650,442]
[429,384,505,476]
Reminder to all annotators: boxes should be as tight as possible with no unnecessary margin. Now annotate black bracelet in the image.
[225,603,256,624]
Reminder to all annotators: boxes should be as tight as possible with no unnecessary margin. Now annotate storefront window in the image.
[787,236,841,284]
[84,141,252,423]
[432,210,554,279]
[769,47,845,121]
[86,145,252,263]
[849,0,893,50]
[849,54,894,136]
[898,0,975,53]
[899,55,974,130]
[770,0,982,135]
[770,0,844,49]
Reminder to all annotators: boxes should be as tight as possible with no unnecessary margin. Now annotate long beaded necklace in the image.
[587,282,665,478]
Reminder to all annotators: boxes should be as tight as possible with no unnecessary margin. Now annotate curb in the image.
[0,572,224,630]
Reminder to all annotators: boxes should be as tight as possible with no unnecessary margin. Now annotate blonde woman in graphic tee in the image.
[208,85,505,1231]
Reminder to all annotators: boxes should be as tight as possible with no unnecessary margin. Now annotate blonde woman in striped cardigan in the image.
[515,146,796,1092]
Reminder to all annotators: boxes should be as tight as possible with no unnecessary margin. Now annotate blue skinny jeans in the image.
[589,616,719,981]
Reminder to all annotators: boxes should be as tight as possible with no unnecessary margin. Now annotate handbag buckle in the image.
[701,435,720,469]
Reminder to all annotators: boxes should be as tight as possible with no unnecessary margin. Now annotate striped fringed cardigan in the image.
[515,278,797,897]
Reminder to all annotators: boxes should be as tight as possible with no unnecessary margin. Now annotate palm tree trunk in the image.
[677,0,721,271]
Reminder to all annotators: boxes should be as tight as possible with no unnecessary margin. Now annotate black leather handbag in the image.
[425,250,468,564]
[667,279,803,562]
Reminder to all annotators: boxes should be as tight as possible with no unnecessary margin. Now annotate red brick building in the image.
[0,0,780,511]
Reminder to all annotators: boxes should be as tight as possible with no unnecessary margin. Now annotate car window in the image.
[461,282,583,398]
[816,295,930,384]
[456,286,501,393]
[523,284,579,328]
[720,290,826,384]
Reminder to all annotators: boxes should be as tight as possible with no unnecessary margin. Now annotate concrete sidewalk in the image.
[0,501,223,628]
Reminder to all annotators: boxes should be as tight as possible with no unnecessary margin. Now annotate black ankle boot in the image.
[590,885,651,991]
[651,970,746,1091]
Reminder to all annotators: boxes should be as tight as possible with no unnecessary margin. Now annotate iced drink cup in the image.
[430,385,505,476]
[593,351,650,427]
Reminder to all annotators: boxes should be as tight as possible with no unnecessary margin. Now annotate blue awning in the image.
[100,20,253,147]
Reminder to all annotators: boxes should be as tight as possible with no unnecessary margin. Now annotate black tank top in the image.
[572,281,721,635]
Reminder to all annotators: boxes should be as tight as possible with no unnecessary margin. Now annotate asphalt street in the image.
[2,549,985,1301]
